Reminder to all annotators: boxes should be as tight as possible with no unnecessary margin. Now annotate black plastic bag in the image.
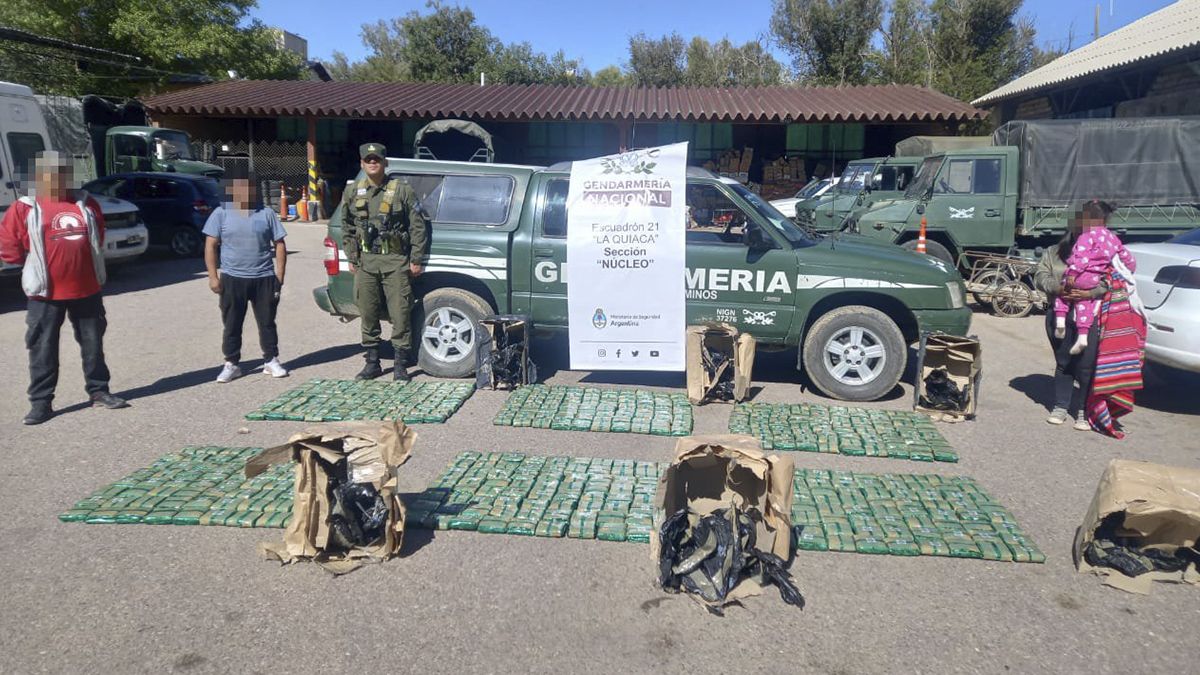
[919,368,969,411]
[1083,512,1200,578]
[658,505,804,614]
[326,462,389,550]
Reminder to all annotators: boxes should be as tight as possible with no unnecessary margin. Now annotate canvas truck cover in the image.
[992,117,1200,207]
[894,135,991,157]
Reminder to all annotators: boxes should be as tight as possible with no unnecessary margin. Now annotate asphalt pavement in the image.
[1,221,1198,674]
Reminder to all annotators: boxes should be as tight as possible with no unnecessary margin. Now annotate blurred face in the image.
[226,179,256,209]
[361,155,385,181]
[1081,216,1106,231]
[36,159,72,200]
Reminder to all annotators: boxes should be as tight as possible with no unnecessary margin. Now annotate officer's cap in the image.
[359,143,387,160]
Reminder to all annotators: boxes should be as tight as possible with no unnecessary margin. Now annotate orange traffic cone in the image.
[297,187,309,221]
[279,184,289,220]
[917,216,928,254]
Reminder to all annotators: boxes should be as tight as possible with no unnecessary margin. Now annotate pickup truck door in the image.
[526,177,797,340]
[683,182,796,340]
[929,157,1006,249]
[527,177,570,326]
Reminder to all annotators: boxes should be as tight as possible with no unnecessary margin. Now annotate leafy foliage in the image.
[771,0,884,85]
[0,0,303,96]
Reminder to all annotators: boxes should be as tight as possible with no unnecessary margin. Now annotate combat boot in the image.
[393,350,411,382]
[356,348,383,380]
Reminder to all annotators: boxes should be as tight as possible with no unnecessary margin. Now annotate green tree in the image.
[684,37,784,87]
[928,0,1034,102]
[396,1,493,83]
[328,20,410,82]
[488,43,588,85]
[591,65,629,87]
[627,32,686,87]
[0,0,302,96]
[875,0,933,86]
[771,0,884,85]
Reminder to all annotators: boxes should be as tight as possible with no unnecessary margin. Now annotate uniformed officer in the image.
[341,142,429,381]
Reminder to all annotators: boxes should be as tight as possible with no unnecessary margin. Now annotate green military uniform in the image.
[341,143,429,366]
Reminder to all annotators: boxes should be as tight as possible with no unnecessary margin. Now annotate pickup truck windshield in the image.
[836,163,874,193]
[153,131,194,160]
[905,155,943,199]
[731,183,816,248]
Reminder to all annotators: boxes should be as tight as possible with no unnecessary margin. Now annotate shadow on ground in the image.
[527,333,908,403]
[113,343,362,402]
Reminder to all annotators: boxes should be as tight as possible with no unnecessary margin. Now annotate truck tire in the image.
[901,238,955,268]
[170,225,203,258]
[415,287,492,378]
[802,305,907,402]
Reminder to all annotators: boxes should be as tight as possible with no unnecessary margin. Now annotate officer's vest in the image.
[353,177,407,255]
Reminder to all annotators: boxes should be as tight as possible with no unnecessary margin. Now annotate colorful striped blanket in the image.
[1086,278,1146,439]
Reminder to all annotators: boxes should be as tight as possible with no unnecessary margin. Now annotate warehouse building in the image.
[142,80,983,201]
[974,0,1200,122]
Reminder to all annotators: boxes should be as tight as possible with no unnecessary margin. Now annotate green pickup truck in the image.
[315,158,971,401]
[846,118,1200,266]
[795,156,922,232]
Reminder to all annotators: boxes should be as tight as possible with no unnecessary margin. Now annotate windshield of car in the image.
[730,183,816,249]
[905,155,943,199]
[153,131,194,160]
[1168,228,1200,246]
[835,163,874,193]
[796,179,828,200]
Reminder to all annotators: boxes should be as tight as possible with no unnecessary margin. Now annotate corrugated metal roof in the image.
[142,80,984,123]
[973,0,1200,107]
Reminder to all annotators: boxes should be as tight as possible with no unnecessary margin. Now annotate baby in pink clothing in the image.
[1054,223,1135,354]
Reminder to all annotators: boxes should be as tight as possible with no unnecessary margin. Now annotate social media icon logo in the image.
[650,350,660,357]
[632,350,639,357]
[597,348,607,357]
[616,349,622,358]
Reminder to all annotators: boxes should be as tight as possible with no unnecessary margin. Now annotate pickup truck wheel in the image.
[802,305,906,402]
[901,239,955,268]
[415,288,491,378]
[170,225,203,258]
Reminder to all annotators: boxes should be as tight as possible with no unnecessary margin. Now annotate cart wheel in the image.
[991,280,1034,318]
[971,270,1010,306]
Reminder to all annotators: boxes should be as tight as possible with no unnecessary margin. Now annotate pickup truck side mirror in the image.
[744,223,775,251]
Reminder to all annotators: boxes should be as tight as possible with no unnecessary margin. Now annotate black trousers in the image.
[219,274,280,364]
[1044,310,1100,417]
[26,293,111,405]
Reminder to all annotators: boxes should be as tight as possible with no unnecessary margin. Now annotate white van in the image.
[0,81,147,275]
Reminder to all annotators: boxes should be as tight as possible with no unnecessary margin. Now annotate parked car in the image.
[1127,229,1200,373]
[1,81,148,275]
[769,178,837,219]
[83,172,222,257]
[314,158,970,402]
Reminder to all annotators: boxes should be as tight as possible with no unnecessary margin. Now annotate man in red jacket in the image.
[0,152,129,424]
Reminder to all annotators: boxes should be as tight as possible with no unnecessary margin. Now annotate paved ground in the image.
[1,221,1198,674]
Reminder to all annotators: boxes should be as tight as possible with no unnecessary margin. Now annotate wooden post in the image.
[617,119,632,153]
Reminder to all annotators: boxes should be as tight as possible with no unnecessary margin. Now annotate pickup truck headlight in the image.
[946,282,965,309]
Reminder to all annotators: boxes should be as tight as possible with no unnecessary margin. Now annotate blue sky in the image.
[253,0,1176,73]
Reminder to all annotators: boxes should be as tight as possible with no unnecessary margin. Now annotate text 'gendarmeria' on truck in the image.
[843,118,1200,267]
[315,158,971,402]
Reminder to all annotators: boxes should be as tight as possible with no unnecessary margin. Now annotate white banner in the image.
[567,142,688,371]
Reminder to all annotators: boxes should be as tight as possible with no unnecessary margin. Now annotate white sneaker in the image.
[1046,409,1069,425]
[1073,416,1091,431]
[216,362,242,383]
[262,358,289,378]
